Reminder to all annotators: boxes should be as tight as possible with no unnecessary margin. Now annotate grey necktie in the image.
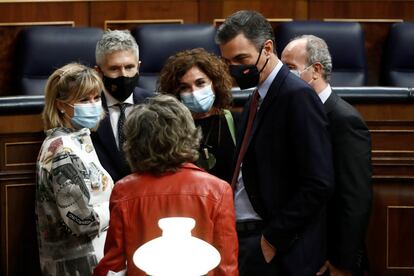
[117,103,127,150]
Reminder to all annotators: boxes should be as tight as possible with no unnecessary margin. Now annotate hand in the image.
[260,235,276,263]
[316,260,352,276]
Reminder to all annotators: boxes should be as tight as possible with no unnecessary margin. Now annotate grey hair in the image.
[95,30,139,66]
[215,10,275,52]
[295,34,332,82]
[123,94,202,175]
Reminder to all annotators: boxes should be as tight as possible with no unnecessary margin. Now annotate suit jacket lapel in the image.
[247,64,289,146]
[324,91,339,114]
[98,95,127,170]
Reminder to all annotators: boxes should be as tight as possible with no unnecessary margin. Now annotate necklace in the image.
[195,115,221,170]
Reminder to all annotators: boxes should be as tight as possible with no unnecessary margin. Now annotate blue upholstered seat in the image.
[14,26,103,95]
[381,22,414,87]
[131,24,219,91]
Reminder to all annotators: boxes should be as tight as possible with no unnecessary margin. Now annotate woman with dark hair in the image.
[94,95,238,276]
[157,48,236,183]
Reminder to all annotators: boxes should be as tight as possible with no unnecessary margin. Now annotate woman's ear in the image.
[56,100,66,114]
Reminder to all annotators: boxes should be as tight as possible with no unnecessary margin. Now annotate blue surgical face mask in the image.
[290,64,314,79]
[69,100,103,129]
[290,69,301,78]
[180,84,215,113]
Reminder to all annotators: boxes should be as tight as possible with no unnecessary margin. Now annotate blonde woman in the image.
[36,63,114,276]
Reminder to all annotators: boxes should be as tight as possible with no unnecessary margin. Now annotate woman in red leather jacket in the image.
[94,95,238,276]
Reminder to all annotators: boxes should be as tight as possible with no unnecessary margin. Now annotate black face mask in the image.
[102,73,139,102]
[229,46,269,90]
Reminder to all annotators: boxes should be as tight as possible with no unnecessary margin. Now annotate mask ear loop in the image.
[255,45,269,73]
[254,45,264,67]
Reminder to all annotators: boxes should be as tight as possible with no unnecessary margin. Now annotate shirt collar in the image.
[103,89,134,107]
[257,60,282,100]
[318,84,332,104]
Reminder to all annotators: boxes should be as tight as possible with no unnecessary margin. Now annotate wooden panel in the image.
[387,207,414,269]
[367,178,414,275]
[105,19,184,31]
[0,2,89,24]
[213,18,293,29]
[89,0,199,29]
[4,141,43,167]
[357,102,414,178]
[199,0,308,23]
[310,1,414,20]
[0,174,41,276]
[354,103,414,122]
[0,133,44,171]
[0,114,43,134]
[371,130,414,151]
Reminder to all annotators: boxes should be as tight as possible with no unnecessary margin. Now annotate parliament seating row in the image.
[12,22,414,95]
[1,86,414,276]
[1,87,413,114]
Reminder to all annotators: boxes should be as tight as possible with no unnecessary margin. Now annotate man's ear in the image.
[313,63,324,79]
[94,65,103,76]
[263,39,274,56]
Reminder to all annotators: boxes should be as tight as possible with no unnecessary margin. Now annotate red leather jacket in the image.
[94,163,238,276]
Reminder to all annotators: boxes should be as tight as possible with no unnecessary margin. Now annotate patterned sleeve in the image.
[50,150,102,238]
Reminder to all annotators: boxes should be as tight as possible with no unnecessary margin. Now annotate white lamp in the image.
[133,217,221,276]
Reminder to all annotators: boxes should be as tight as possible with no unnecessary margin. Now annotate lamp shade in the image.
[133,217,221,276]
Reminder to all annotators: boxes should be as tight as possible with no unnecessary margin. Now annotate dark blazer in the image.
[91,87,153,183]
[324,91,372,271]
[239,65,335,275]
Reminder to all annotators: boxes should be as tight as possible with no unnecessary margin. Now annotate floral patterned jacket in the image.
[36,127,114,276]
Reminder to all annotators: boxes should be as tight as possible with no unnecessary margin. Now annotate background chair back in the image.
[381,22,414,87]
[14,26,103,95]
[131,24,219,91]
[275,21,367,86]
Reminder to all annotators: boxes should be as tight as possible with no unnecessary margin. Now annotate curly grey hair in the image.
[295,34,332,82]
[123,94,202,175]
[95,30,139,67]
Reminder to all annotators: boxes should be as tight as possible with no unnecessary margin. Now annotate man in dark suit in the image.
[281,35,372,276]
[216,11,335,275]
[92,30,152,182]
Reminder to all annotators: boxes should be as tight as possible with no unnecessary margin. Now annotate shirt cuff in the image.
[107,269,126,276]
[94,201,110,233]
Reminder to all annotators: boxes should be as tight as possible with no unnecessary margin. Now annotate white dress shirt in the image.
[234,60,283,221]
[103,90,135,149]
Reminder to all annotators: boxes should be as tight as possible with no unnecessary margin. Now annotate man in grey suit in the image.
[282,35,372,276]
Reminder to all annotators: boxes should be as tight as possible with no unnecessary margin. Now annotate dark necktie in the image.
[231,90,260,190]
[117,103,127,150]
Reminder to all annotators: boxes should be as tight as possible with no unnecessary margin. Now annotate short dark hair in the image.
[215,10,275,51]
[123,95,201,175]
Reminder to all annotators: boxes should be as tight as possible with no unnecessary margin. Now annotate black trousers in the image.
[237,226,282,276]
